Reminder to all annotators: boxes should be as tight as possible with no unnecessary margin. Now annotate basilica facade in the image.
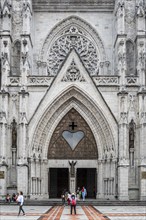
[0,0,146,201]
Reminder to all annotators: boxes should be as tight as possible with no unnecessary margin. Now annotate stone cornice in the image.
[32,0,115,12]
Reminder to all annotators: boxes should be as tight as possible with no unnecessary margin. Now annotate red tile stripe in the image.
[82,206,109,220]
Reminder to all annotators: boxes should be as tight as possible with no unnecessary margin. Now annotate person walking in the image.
[17,191,25,216]
[81,186,87,201]
[70,193,77,215]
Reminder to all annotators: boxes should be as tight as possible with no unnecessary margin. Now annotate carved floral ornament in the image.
[47,26,99,76]
[61,60,85,82]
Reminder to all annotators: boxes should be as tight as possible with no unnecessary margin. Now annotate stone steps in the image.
[1,199,146,206]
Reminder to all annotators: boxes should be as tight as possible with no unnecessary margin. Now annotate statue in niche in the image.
[12,119,17,148]
[69,161,77,177]
[129,119,135,149]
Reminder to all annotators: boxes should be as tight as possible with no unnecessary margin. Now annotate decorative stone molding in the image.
[61,60,85,82]
[126,76,138,85]
[32,0,115,12]
[93,76,119,86]
[9,77,21,85]
[28,76,53,86]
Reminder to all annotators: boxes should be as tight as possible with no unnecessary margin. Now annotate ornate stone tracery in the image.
[61,60,85,82]
[47,26,99,76]
[40,16,107,76]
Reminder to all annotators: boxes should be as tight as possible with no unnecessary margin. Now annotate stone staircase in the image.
[1,199,145,206]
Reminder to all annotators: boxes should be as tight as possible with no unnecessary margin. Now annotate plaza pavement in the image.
[0,205,146,220]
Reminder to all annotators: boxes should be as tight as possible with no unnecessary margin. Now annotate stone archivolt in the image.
[31,87,117,160]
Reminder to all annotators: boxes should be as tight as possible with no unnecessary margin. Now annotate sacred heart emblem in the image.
[62,131,84,150]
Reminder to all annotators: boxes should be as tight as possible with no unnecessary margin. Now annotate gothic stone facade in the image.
[0,0,146,200]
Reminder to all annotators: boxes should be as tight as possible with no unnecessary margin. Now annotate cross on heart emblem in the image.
[62,131,85,150]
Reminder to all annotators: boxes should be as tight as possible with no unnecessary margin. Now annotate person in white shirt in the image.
[17,191,25,216]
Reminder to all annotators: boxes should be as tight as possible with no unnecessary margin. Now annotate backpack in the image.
[71,196,76,206]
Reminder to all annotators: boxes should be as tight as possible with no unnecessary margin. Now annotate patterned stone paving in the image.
[0,205,146,220]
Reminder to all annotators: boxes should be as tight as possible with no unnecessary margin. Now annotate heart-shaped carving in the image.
[62,131,84,150]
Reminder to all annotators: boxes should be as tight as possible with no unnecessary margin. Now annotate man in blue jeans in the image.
[17,191,25,216]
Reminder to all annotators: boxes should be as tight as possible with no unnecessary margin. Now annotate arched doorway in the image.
[48,108,98,198]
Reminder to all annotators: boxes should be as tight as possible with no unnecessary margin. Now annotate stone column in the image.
[136,0,146,86]
[41,159,48,199]
[0,89,9,196]
[118,90,129,200]
[97,160,104,198]
[138,90,146,200]
[17,88,29,195]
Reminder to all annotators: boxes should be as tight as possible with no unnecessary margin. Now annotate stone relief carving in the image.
[28,76,52,86]
[136,0,145,17]
[125,0,136,39]
[1,0,12,17]
[137,41,146,75]
[126,76,138,84]
[126,40,135,75]
[61,60,85,82]
[116,0,125,18]
[93,76,119,85]
[22,0,32,34]
[47,26,99,76]
[118,40,126,71]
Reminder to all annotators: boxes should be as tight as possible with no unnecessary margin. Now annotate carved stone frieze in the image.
[93,76,119,85]
[9,77,21,85]
[28,76,53,86]
[61,60,85,82]
[126,76,138,84]
[47,26,99,76]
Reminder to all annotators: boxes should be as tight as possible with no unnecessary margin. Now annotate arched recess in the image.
[11,40,21,76]
[48,108,98,159]
[39,16,106,76]
[30,87,117,161]
[126,39,135,75]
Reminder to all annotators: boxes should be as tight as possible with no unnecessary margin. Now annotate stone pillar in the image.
[136,0,146,86]
[138,89,146,200]
[114,1,127,86]
[0,89,9,196]
[97,160,104,198]
[41,159,48,199]
[21,0,33,78]
[1,0,12,87]
[17,87,29,195]
[0,165,8,197]
[118,90,129,200]
[17,165,28,195]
